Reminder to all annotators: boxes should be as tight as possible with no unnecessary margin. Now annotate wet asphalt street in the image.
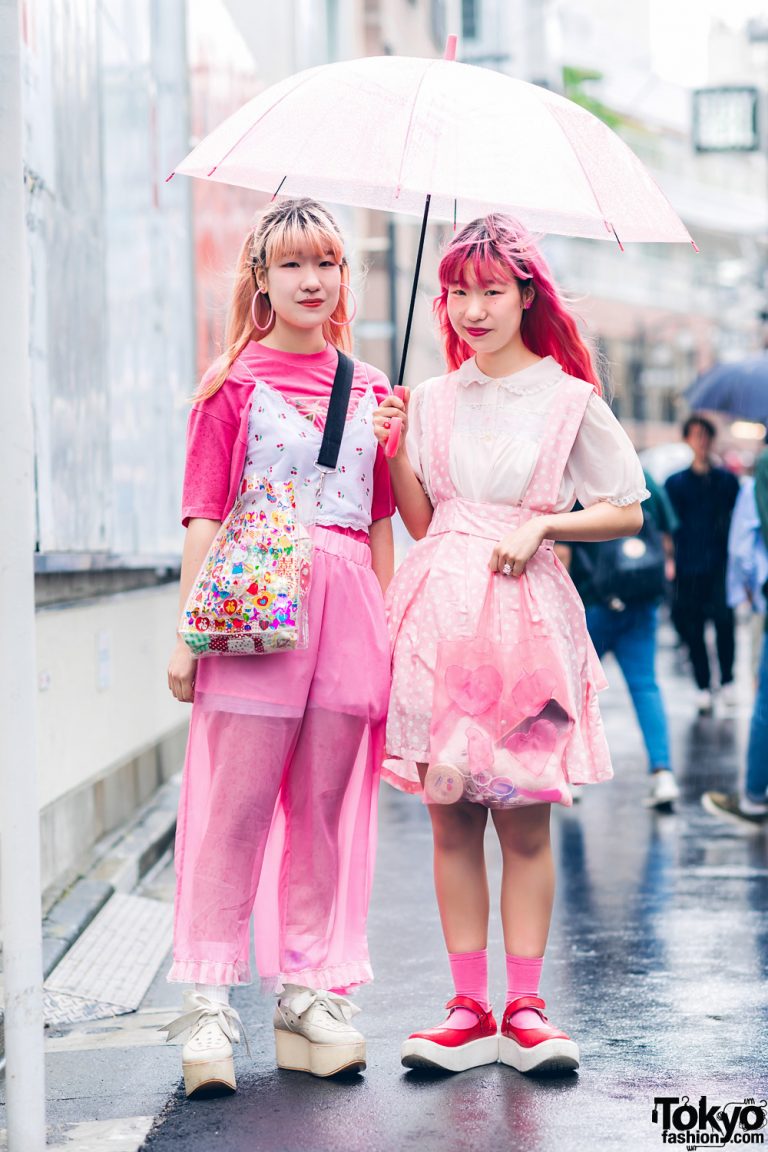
[140,619,768,1152]
[4,617,767,1151]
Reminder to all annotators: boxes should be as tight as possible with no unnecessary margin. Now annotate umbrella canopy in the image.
[172,53,692,246]
[687,356,768,423]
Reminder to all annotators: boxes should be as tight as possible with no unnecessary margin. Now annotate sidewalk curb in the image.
[0,776,179,1067]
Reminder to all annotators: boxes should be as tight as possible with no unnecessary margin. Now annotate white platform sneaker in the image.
[274,985,366,1077]
[165,992,248,1097]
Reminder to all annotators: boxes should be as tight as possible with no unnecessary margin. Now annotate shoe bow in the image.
[163,992,251,1055]
[279,984,361,1023]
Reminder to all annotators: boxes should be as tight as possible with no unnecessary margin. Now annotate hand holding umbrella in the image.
[374,387,410,459]
[383,386,407,458]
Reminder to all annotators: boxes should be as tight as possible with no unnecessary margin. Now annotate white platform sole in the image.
[183,1055,236,1097]
[498,1034,579,1074]
[401,1034,499,1072]
[275,1027,366,1077]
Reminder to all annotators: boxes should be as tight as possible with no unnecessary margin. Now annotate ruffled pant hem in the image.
[260,959,374,996]
[167,957,374,995]
[168,958,252,986]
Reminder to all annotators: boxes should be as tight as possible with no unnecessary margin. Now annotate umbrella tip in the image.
[444,34,458,61]
[691,239,700,253]
[165,171,175,183]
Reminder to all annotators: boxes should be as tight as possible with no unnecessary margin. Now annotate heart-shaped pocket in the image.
[505,718,558,775]
[509,667,558,716]
[445,664,503,716]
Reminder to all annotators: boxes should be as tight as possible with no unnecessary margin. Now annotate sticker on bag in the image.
[178,479,312,657]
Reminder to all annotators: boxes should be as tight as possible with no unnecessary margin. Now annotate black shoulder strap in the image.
[316,350,354,472]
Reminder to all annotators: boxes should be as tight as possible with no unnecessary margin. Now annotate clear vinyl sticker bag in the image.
[425,572,575,808]
[178,351,354,657]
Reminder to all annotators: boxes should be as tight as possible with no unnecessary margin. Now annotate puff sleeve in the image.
[563,393,650,509]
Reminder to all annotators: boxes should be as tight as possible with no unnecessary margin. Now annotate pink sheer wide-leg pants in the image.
[169,527,390,993]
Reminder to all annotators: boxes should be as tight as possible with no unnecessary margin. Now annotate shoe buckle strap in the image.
[445,995,489,1022]
[503,994,547,1020]
[163,993,251,1055]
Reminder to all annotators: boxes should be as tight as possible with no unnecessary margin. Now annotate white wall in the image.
[35,586,185,811]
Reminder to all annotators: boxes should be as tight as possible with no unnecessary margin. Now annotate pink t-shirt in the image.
[181,341,395,531]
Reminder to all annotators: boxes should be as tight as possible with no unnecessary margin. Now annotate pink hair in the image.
[434,215,602,394]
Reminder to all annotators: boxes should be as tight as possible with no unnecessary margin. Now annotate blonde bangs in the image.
[262,216,344,267]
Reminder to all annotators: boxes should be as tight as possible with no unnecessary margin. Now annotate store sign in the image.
[692,86,760,152]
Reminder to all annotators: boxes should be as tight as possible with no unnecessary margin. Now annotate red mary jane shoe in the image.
[499,995,579,1075]
[401,995,498,1072]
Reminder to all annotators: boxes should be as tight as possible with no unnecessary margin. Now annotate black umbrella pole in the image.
[396,194,432,392]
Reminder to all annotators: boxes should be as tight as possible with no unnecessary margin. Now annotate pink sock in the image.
[448,949,489,1030]
[506,954,544,1029]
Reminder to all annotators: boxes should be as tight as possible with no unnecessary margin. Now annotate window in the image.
[462,0,479,39]
[430,0,446,49]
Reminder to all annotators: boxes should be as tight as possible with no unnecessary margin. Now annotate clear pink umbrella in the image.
[170,38,694,420]
[172,41,691,244]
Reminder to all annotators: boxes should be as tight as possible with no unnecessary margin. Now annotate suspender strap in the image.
[315,350,354,472]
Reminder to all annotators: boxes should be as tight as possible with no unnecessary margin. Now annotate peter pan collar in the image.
[455,355,562,393]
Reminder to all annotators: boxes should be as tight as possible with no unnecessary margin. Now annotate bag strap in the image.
[315,350,354,473]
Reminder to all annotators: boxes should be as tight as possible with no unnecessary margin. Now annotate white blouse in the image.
[407,356,649,512]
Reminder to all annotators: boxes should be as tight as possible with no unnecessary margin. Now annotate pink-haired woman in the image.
[374,215,647,1076]
[165,198,393,1094]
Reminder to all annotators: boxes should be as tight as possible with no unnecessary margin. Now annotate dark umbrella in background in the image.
[687,354,768,422]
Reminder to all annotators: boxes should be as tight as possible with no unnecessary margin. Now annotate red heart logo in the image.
[445,664,503,716]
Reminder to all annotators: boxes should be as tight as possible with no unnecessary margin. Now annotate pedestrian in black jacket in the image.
[665,414,739,715]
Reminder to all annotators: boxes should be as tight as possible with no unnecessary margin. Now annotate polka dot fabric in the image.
[383,370,614,801]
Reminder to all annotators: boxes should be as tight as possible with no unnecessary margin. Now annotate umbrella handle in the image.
[384,387,406,458]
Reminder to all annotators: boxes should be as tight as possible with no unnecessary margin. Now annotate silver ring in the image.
[502,563,513,576]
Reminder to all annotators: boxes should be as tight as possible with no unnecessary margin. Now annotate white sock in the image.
[195,982,230,1005]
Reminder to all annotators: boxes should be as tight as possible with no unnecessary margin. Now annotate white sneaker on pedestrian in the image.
[644,769,680,810]
[695,689,714,716]
[274,985,366,1077]
[164,992,247,1097]
[719,682,738,711]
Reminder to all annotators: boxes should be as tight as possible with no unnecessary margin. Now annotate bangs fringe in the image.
[263,218,345,266]
[440,241,534,291]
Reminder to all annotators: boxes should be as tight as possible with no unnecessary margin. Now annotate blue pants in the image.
[586,603,671,772]
[746,633,768,803]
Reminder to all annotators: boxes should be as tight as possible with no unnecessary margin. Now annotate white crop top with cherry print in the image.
[244,378,379,533]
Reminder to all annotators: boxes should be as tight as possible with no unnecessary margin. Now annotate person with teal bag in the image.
[560,471,680,811]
